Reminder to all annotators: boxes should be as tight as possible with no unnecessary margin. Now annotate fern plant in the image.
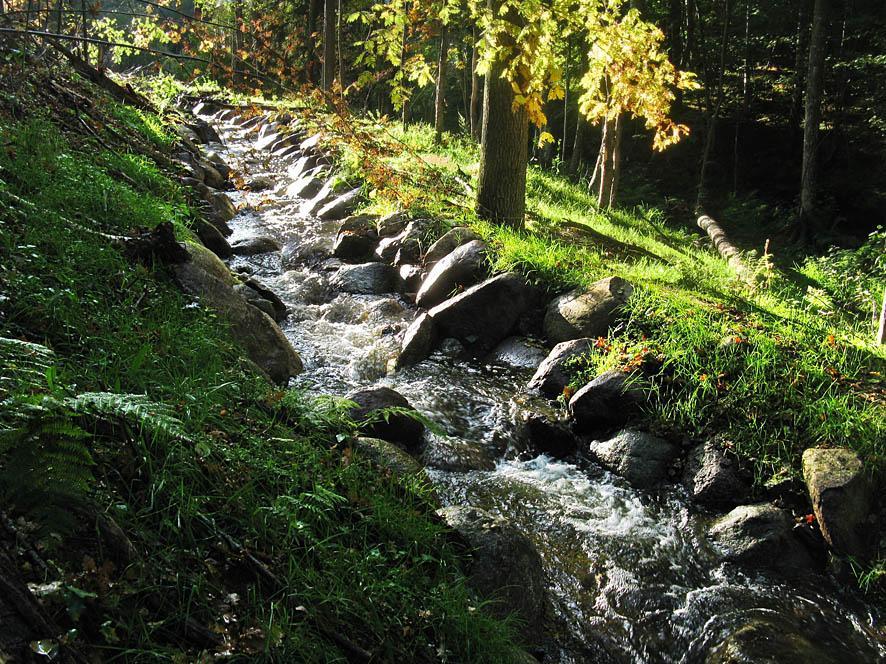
[0,337,190,532]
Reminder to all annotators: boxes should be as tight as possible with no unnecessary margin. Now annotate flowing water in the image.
[198,110,884,663]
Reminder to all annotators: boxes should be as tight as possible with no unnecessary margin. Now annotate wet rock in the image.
[174,124,200,149]
[194,219,232,258]
[374,234,405,263]
[317,187,362,221]
[543,277,634,344]
[568,370,640,433]
[377,211,410,237]
[231,236,282,256]
[269,133,303,153]
[302,177,349,215]
[332,214,379,261]
[330,262,397,295]
[428,273,531,351]
[187,119,221,144]
[286,174,326,199]
[394,238,423,267]
[587,429,677,489]
[706,618,839,664]
[487,337,548,371]
[173,243,302,385]
[203,151,232,179]
[419,437,496,472]
[345,387,425,449]
[201,162,227,189]
[415,240,487,308]
[209,191,237,223]
[683,441,749,507]
[394,313,438,370]
[516,410,578,459]
[286,155,318,181]
[255,130,281,151]
[240,277,287,322]
[438,506,546,646]
[802,447,872,559]
[246,175,274,191]
[398,264,423,293]
[354,437,427,479]
[235,283,277,319]
[528,338,595,399]
[709,503,820,576]
[282,238,331,266]
[299,132,322,153]
[424,226,481,265]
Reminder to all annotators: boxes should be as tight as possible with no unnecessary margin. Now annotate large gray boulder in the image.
[683,441,749,507]
[345,387,425,449]
[209,191,237,223]
[377,211,410,237]
[528,338,595,398]
[415,240,487,308]
[544,277,634,344]
[487,337,548,372]
[317,187,361,220]
[354,437,427,480]
[330,262,397,295]
[419,437,496,472]
[424,226,481,265]
[515,409,578,459]
[428,272,532,351]
[568,370,641,433]
[438,506,547,646]
[173,243,302,385]
[706,619,840,664]
[332,214,379,261]
[709,503,820,576]
[587,429,677,489]
[394,313,438,370]
[801,447,872,559]
[195,219,232,258]
[231,236,282,256]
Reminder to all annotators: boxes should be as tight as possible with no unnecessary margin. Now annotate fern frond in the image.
[0,337,57,397]
[68,392,190,442]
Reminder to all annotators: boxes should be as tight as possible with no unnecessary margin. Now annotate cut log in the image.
[697,213,750,278]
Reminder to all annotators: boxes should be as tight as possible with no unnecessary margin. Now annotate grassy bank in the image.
[0,65,523,661]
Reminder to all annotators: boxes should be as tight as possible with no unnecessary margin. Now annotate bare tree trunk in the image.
[307,0,321,83]
[733,0,750,194]
[696,0,730,213]
[569,115,586,179]
[596,116,613,206]
[560,41,572,165]
[476,0,528,226]
[434,22,449,143]
[336,0,344,92]
[470,25,481,141]
[790,0,813,132]
[400,21,408,131]
[321,0,337,92]
[608,114,623,208]
[877,286,886,345]
[798,0,830,229]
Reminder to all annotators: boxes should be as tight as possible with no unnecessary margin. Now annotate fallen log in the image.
[697,213,751,278]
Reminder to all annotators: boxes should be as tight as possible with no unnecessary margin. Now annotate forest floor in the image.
[0,59,527,661]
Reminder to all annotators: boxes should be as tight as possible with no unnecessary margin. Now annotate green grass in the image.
[324,118,885,487]
[0,109,524,661]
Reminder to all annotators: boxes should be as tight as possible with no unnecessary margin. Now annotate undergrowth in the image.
[0,86,522,662]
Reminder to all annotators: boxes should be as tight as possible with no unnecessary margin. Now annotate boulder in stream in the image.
[438,506,547,646]
[515,410,578,459]
[317,187,362,221]
[173,243,303,385]
[394,313,438,370]
[208,191,237,223]
[419,436,496,472]
[586,429,677,489]
[427,272,532,351]
[487,337,549,371]
[709,503,821,576]
[415,240,487,308]
[543,276,634,344]
[706,618,839,664]
[354,437,428,481]
[801,447,872,559]
[345,387,425,450]
[528,338,595,399]
[332,214,379,261]
[424,226,481,265]
[231,236,282,256]
[330,262,397,295]
[195,219,232,259]
[568,370,641,433]
[377,211,410,237]
[683,441,749,507]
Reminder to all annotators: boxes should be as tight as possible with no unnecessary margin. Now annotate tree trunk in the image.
[400,20,408,131]
[307,0,321,84]
[336,0,344,91]
[877,286,886,345]
[608,114,623,208]
[321,0,337,92]
[476,0,528,226]
[596,116,613,206]
[470,25,481,142]
[798,0,830,229]
[560,41,572,165]
[733,0,750,194]
[790,0,812,132]
[434,22,449,143]
[569,115,586,179]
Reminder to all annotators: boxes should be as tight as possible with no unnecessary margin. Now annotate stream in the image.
[197,109,884,663]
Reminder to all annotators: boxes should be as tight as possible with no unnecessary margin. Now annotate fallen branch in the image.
[697,212,751,278]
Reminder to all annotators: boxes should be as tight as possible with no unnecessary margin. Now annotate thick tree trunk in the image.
[476,0,528,226]
[434,23,449,143]
[321,0,337,92]
[798,0,830,229]
[470,26,481,142]
[307,0,320,84]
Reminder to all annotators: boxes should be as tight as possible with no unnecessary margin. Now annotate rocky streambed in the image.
[171,100,884,663]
